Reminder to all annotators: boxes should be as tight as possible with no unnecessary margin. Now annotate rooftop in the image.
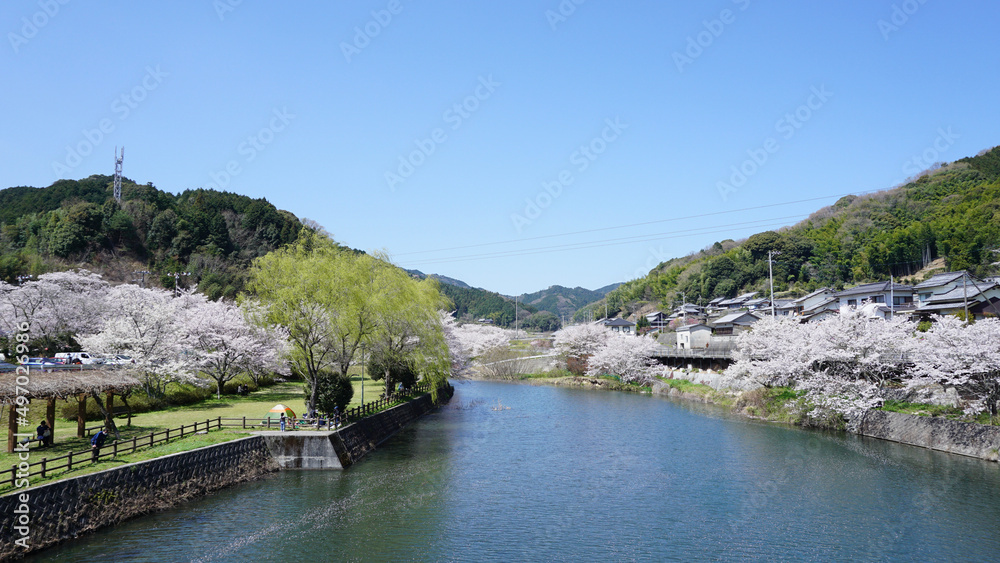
[792,287,834,304]
[914,271,966,290]
[712,311,761,325]
[834,281,913,298]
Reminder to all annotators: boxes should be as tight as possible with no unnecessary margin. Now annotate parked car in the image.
[22,357,61,367]
[103,355,135,366]
[0,362,18,373]
[54,352,100,365]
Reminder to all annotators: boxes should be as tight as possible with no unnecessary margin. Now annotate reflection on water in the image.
[29,380,1000,562]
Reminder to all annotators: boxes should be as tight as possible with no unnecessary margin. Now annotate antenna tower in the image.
[114,146,125,203]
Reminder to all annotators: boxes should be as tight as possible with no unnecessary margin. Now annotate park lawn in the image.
[0,373,392,491]
[0,428,248,494]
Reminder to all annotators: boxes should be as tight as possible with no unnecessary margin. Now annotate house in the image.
[604,318,635,335]
[913,271,968,305]
[675,323,712,349]
[710,311,761,336]
[833,281,914,310]
[645,311,670,330]
[743,297,770,312]
[801,308,839,323]
[718,292,759,310]
[772,299,797,317]
[915,281,1000,319]
[667,303,703,320]
[790,288,835,314]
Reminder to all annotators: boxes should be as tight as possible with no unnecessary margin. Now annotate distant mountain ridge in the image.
[518,284,621,319]
[404,269,473,289]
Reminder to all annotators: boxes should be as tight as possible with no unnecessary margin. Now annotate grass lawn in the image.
[0,372,397,493]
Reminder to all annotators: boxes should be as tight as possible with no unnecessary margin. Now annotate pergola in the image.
[0,368,140,453]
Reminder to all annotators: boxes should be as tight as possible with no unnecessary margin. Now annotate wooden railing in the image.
[0,379,448,489]
[0,418,223,489]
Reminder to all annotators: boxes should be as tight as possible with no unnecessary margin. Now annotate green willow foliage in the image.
[0,175,300,296]
[579,146,1000,319]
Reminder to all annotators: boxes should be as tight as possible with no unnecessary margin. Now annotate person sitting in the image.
[36,420,53,447]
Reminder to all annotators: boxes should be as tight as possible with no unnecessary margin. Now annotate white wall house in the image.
[833,281,914,310]
[675,324,712,349]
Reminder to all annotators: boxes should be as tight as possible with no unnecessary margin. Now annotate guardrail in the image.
[651,346,737,360]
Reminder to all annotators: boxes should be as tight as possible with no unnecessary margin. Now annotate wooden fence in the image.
[0,379,443,489]
[1,418,223,488]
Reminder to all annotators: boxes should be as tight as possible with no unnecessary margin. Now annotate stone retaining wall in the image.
[336,384,454,466]
[854,410,1000,461]
[0,436,275,559]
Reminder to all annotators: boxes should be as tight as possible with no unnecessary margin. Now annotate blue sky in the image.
[2,1,998,295]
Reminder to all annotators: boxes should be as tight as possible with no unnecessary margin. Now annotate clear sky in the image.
[3,1,998,295]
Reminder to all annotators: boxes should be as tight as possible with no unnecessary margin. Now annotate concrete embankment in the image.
[854,410,1000,461]
[0,384,454,558]
[260,384,454,469]
[0,435,275,559]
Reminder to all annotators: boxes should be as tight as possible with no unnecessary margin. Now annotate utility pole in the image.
[963,271,969,321]
[768,250,781,317]
[168,272,191,297]
[113,146,124,204]
[514,296,518,338]
[134,270,150,288]
[889,274,894,320]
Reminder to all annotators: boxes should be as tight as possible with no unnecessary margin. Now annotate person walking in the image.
[91,429,108,462]
[279,413,286,432]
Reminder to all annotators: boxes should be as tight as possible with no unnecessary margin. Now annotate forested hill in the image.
[519,284,616,319]
[0,175,302,299]
[576,145,1000,321]
[437,283,537,328]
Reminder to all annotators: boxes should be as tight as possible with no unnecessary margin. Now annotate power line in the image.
[403,215,807,267]
[394,190,878,258]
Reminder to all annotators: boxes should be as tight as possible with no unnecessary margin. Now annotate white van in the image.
[55,352,99,365]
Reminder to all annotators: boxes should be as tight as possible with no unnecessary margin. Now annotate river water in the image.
[29,380,1000,562]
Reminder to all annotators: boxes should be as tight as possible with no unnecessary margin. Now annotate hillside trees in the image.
[0,177,300,292]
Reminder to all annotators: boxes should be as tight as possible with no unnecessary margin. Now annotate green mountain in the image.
[575,145,1000,321]
[0,175,302,299]
[404,269,473,289]
[519,284,617,320]
[437,283,537,328]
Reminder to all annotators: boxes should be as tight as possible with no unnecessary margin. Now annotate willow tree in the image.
[366,273,451,397]
[244,231,449,411]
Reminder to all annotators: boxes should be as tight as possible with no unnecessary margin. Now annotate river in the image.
[28,380,1000,561]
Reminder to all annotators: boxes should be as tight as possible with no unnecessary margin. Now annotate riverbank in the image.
[508,373,1000,462]
[0,384,454,559]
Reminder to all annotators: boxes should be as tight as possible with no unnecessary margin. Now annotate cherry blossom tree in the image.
[585,335,663,384]
[808,307,916,388]
[183,298,289,398]
[909,316,1000,419]
[553,324,610,358]
[730,316,813,387]
[0,270,109,352]
[78,284,197,397]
